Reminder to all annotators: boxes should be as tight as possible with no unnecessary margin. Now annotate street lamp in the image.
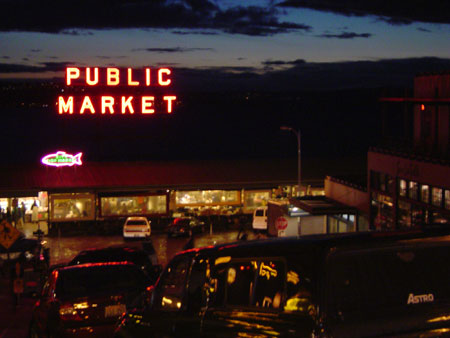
[280,126,301,197]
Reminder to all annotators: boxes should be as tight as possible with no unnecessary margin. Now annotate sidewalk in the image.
[0,272,36,338]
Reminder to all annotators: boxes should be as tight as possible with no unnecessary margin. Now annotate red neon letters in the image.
[58,67,176,115]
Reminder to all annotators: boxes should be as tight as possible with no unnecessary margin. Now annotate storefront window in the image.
[445,190,450,210]
[398,179,407,197]
[50,193,95,221]
[243,190,270,212]
[101,195,167,217]
[408,181,418,200]
[371,193,394,230]
[431,187,443,208]
[176,190,240,206]
[420,185,430,203]
[397,201,411,228]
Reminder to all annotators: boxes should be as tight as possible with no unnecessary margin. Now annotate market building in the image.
[0,158,330,234]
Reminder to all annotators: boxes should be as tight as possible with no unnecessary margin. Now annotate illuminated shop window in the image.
[50,193,95,222]
[408,181,419,200]
[176,190,240,206]
[371,193,393,230]
[431,187,443,207]
[397,201,412,228]
[445,190,450,210]
[243,190,270,211]
[420,185,430,203]
[398,179,407,197]
[101,195,167,217]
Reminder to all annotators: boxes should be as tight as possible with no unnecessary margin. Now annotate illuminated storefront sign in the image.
[57,67,177,115]
[41,151,83,167]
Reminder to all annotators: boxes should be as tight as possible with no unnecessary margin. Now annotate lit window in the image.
[408,182,418,200]
[420,185,430,203]
[431,187,443,208]
[398,180,407,197]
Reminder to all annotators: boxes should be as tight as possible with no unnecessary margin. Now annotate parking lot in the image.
[0,221,263,338]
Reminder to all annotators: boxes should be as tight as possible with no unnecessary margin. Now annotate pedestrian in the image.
[31,201,39,223]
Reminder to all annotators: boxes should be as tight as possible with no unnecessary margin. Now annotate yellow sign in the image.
[0,220,21,250]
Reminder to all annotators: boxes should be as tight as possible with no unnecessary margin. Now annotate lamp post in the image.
[280,126,301,197]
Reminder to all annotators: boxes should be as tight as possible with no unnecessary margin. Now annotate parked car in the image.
[167,217,205,237]
[29,262,152,338]
[123,216,151,239]
[67,244,162,283]
[252,206,267,231]
[115,231,450,338]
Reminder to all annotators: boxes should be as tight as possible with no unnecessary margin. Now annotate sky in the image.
[0,0,449,82]
[0,0,449,165]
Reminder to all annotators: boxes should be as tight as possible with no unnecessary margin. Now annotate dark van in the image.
[115,232,450,337]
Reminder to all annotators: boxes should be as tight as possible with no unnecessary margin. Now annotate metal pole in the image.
[280,127,301,197]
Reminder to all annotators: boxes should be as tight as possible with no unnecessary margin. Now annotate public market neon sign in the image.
[57,67,176,115]
[41,151,83,167]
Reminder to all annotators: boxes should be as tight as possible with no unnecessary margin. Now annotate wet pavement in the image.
[0,221,264,338]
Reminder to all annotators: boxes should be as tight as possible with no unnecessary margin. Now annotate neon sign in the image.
[41,151,83,167]
[57,67,177,115]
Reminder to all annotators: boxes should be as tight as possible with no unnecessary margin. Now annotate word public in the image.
[57,67,177,115]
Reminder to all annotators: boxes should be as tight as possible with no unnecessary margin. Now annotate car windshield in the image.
[126,220,147,226]
[56,264,148,298]
[174,219,191,226]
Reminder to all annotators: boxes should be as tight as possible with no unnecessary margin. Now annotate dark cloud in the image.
[61,29,94,36]
[22,58,29,61]
[30,49,41,53]
[263,59,306,66]
[0,0,310,36]
[417,27,432,33]
[1,56,10,59]
[132,47,215,53]
[0,62,74,73]
[47,56,59,59]
[318,31,372,39]
[279,0,450,25]
[172,30,219,35]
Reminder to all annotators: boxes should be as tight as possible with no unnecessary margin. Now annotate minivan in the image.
[115,231,450,337]
[252,206,267,231]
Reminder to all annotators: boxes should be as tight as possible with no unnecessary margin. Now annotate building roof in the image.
[0,159,299,195]
[289,196,358,215]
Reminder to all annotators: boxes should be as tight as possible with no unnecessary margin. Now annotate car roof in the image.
[175,230,450,260]
[126,216,148,221]
[58,261,136,272]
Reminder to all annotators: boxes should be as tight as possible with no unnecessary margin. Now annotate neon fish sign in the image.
[41,151,83,167]
[57,67,177,115]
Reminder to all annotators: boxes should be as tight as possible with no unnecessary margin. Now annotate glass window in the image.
[101,195,167,217]
[176,190,240,206]
[371,193,394,230]
[432,187,443,207]
[225,261,256,306]
[370,171,380,191]
[398,179,407,197]
[420,185,430,203]
[50,193,95,221]
[244,190,270,211]
[155,258,190,311]
[252,260,285,309]
[186,259,209,313]
[408,181,419,200]
[445,190,450,210]
[397,201,411,228]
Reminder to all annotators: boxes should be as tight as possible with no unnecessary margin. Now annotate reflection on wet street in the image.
[45,230,264,267]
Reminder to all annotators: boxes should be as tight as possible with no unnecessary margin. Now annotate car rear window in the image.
[70,250,150,267]
[255,210,264,217]
[327,245,450,314]
[56,264,148,298]
[126,220,148,226]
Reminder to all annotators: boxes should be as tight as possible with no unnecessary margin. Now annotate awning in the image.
[289,196,358,215]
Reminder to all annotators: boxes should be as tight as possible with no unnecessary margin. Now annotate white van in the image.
[252,206,267,231]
